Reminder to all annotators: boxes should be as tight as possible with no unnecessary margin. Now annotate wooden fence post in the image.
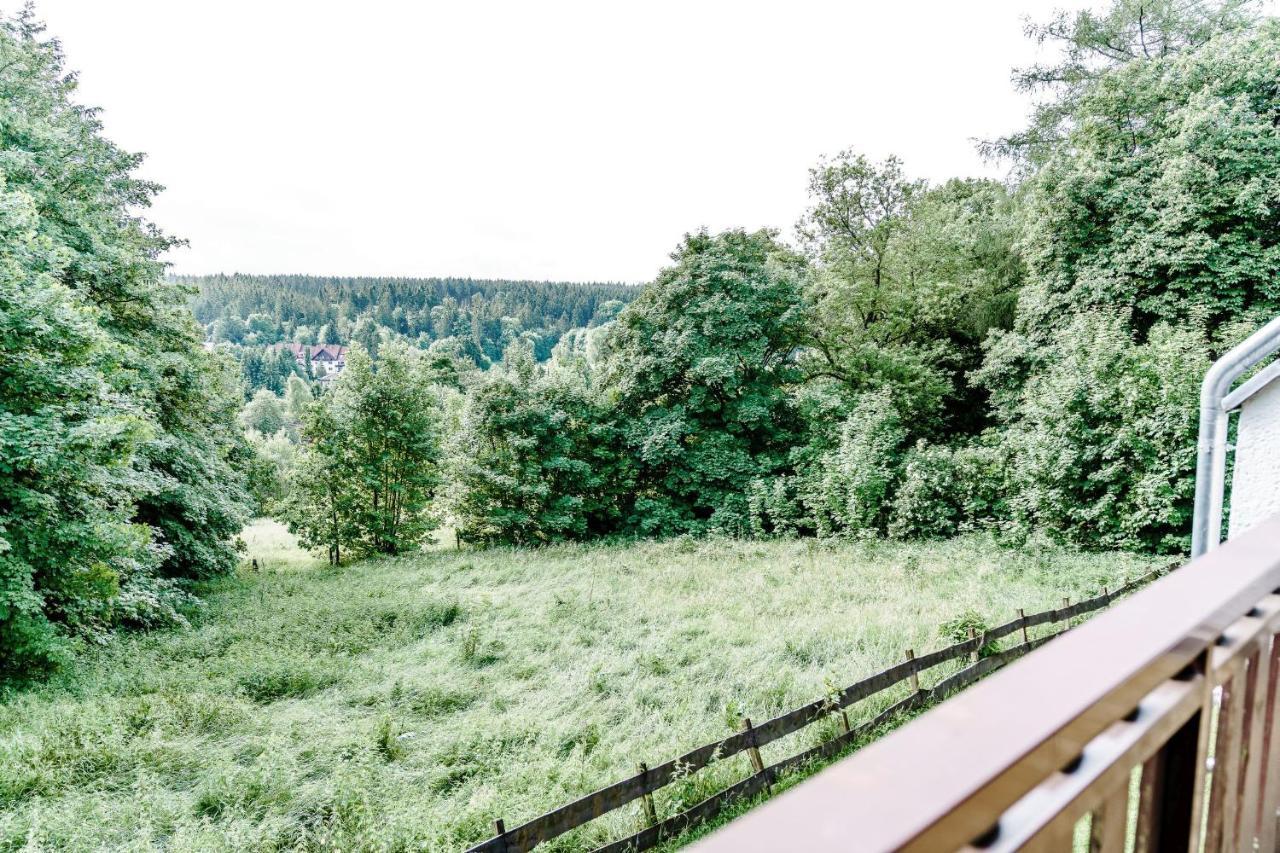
[741,718,765,775]
[968,626,979,664]
[493,818,508,853]
[905,649,920,693]
[1017,608,1029,645]
[1062,596,1071,630]
[637,762,658,827]
[251,558,258,573]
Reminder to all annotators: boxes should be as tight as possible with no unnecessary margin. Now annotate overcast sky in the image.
[34,1,1109,282]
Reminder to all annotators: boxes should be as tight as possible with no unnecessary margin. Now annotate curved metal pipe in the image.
[1191,315,1280,557]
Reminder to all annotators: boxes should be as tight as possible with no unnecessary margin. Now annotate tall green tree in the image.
[0,8,249,677]
[995,0,1260,165]
[286,343,443,560]
[981,4,1276,552]
[602,229,808,534]
[335,343,443,554]
[449,343,623,545]
[283,401,358,565]
[796,153,1024,435]
[241,389,286,436]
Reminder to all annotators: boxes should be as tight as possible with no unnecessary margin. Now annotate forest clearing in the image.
[0,527,1163,850]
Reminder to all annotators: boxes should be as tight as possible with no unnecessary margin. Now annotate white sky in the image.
[33,1,1109,282]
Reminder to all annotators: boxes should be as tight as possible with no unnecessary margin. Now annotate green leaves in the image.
[602,229,808,535]
[0,10,250,681]
[284,342,443,561]
[449,341,619,546]
[978,11,1280,552]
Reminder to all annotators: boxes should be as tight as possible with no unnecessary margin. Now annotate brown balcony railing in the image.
[693,516,1280,852]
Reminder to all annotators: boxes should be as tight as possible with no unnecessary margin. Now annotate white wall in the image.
[1229,378,1280,538]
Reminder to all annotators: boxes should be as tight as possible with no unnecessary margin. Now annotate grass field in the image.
[0,527,1166,851]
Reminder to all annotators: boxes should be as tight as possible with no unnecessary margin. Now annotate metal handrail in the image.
[1191,315,1280,557]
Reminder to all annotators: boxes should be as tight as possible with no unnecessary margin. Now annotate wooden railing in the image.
[693,516,1280,852]
[466,566,1171,853]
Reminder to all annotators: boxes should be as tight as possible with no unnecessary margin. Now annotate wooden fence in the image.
[465,565,1173,853]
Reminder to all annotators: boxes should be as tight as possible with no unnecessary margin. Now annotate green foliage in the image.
[131,349,252,581]
[335,345,443,555]
[603,229,809,535]
[189,273,637,393]
[1014,18,1280,337]
[235,658,342,704]
[240,389,286,437]
[0,9,248,679]
[282,400,359,565]
[937,611,999,658]
[244,430,298,516]
[283,374,313,422]
[284,343,443,561]
[796,154,1023,436]
[889,441,1008,540]
[802,389,907,537]
[996,0,1260,164]
[976,12,1279,552]
[987,313,1208,552]
[449,342,623,545]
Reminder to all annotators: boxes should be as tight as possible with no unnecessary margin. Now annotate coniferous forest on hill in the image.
[187,274,637,372]
[4,0,1280,846]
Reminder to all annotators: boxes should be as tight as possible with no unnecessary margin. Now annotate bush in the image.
[889,441,1008,539]
[938,611,1000,659]
[990,313,1206,552]
[801,389,906,537]
[236,660,341,704]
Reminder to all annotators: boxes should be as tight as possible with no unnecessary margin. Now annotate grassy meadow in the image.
[0,526,1165,851]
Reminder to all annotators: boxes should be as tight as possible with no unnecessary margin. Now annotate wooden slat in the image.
[1255,633,1280,852]
[1206,672,1246,852]
[1088,786,1129,853]
[1183,662,1217,852]
[965,673,1202,852]
[1237,642,1268,849]
[1132,751,1164,853]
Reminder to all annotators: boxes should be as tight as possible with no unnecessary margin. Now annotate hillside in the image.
[183,274,639,364]
[0,528,1164,851]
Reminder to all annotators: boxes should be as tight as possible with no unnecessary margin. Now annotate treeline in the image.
[270,0,1280,560]
[186,273,636,385]
[0,11,251,680]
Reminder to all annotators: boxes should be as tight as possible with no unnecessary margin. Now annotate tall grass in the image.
[0,531,1164,851]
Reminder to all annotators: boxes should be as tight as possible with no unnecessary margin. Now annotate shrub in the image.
[938,611,999,659]
[236,660,341,703]
[889,441,961,539]
[990,313,1207,552]
[889,441,1008,539]
[801,389,906,536]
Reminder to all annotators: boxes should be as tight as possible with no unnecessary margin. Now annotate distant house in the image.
[273,343,350,379]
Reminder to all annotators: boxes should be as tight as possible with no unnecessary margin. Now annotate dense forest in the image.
[5,0,1280,681]
[188,274,635,388]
